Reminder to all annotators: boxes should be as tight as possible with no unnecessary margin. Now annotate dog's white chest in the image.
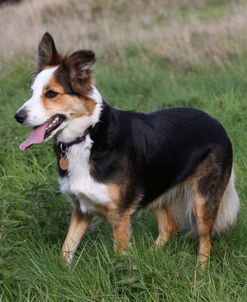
[58,138,109,212]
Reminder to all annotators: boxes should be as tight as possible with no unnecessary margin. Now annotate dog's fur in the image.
[15,33,240,271]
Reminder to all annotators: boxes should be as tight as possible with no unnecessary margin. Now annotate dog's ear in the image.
[38,32,61,70]
[64,50,95,94]
[66,50,95,81]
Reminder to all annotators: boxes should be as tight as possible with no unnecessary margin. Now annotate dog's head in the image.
[15,32,102,150]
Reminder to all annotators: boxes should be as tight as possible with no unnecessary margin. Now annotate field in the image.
[1,0,247,301]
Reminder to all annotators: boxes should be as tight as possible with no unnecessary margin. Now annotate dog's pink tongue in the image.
[19,123,48,151]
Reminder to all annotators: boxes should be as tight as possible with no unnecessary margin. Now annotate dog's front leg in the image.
[107,209,131,253]
[61,207,92,264]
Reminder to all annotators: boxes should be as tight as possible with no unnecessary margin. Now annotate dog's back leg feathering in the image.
[151,153,239,272]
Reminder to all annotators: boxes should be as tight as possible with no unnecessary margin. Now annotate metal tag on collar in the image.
[59,143,69,171]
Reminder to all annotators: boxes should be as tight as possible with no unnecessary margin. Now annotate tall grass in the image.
[1,0,247,69]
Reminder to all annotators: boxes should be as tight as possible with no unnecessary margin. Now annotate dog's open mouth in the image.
[19,114,65,151]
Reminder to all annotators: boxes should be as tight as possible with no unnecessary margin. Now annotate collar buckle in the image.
[59,143,68,157]
[57,126,92,152]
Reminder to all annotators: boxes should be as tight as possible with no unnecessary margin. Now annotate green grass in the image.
[0,55,247,301]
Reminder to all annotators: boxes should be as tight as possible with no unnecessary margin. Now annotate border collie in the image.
[15,33,240,271]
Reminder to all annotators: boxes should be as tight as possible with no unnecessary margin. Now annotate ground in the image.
[0,0,247,301]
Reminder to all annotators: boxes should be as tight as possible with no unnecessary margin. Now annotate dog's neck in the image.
[55,86,103,144]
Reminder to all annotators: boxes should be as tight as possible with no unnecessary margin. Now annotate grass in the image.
[0,53,247,301]
[1,0,247,69]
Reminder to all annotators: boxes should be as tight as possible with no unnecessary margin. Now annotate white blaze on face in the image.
[20,66,58,126]
[17,66,59,151]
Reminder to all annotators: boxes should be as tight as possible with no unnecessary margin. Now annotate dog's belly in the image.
[148,183,195,231]
[58,141,110,213]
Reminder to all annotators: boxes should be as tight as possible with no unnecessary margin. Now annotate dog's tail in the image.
[212,169,240,235]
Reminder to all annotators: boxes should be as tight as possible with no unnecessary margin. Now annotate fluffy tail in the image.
[212,169,240,235]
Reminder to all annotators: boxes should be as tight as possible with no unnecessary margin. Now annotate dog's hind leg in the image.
[190,153,231,272]
[152,205,178,248]
[193,193,215,272]
[61,207,92,264]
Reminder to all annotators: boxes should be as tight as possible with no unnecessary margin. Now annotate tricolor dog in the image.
[15,33,240,271]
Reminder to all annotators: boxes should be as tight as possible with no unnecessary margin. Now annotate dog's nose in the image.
[15,109,27,124]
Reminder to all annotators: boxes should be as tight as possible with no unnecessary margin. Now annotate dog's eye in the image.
[45,90,59,99]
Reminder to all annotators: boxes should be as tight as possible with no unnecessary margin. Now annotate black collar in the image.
[57,126,92,155]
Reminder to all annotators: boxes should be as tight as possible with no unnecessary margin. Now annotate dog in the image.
[15,33,240,271]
